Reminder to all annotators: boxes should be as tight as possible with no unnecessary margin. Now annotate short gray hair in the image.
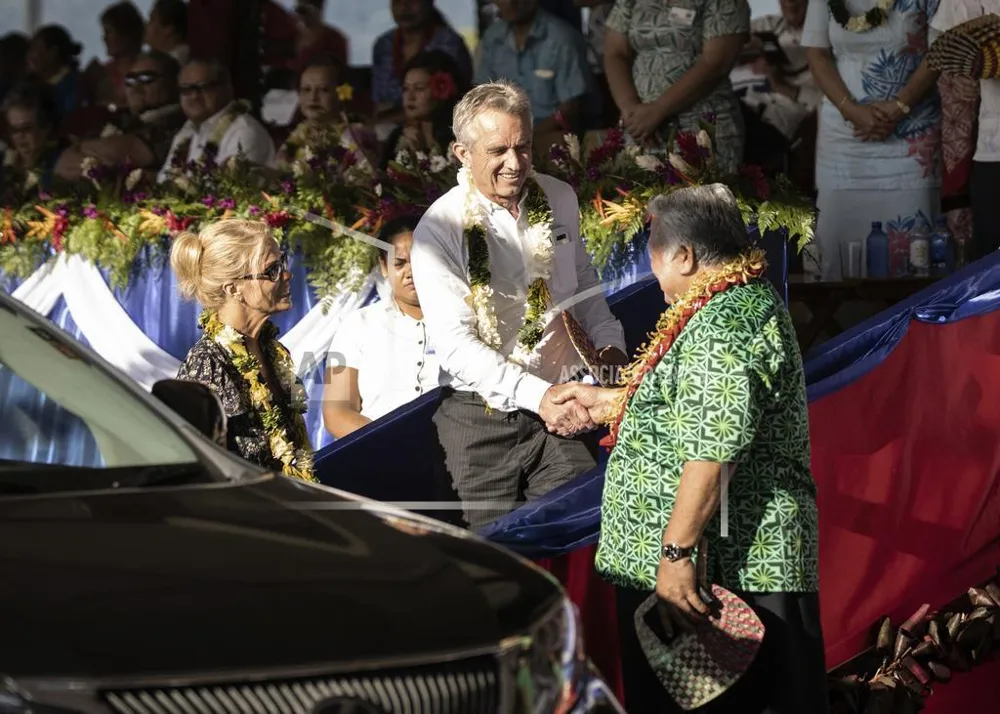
[648,184,749,265]
[452,80,532,146]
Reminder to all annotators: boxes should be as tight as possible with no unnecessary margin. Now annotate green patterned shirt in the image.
[595,282,819,593]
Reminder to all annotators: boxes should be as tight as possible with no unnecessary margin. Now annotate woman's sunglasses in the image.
[238,250,289,282]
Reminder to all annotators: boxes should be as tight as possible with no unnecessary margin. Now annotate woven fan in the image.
[927,13,1000,79]
[562,311,615,386]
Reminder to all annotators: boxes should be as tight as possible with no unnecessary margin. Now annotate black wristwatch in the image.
[662,542,695,562]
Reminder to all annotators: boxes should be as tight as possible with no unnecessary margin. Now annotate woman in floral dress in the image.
[603,0,750,172]
[172,219,315,482]
[804,0,942,281]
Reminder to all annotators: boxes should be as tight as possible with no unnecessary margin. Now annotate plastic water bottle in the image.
[865,221,889,279]
[930,215,951,277]
[909,215,931,278]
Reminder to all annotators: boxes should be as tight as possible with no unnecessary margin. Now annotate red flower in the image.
[51,216,69,252]
[676,132,701,165]
[430,71,457,101]
[738,164,771,200]
[165,211,194,233]
[265,210,292,229]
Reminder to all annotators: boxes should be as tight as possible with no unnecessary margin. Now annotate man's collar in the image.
[501,9,548,47]
[474,184,528,218]
[190,100,237,132]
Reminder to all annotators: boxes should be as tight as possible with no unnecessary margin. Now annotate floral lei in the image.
[460,167,555,364]
[600,249,768,450]
[829,0,892,33]
[169,100,249,174]
[200,310,316,482]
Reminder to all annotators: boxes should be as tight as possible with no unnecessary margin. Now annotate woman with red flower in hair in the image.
[380,50,468,168]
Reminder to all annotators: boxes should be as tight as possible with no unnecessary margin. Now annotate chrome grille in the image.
[101,657,499,714]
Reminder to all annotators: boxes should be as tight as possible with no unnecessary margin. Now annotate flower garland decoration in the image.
[199,310,315,482]
[460,166,555,363]
[829,0,892,33]
[600,249,768,450]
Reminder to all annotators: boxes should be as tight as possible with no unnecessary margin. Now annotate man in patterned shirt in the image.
[556,185,827,713]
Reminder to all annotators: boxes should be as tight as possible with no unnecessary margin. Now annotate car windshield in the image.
[0,301,201,480]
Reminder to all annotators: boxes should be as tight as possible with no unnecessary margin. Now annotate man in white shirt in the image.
[932,1,1000,260]
[157,58,275,182]
[410,80,627,528]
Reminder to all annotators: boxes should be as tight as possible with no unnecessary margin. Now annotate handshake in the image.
[538,383,624,437]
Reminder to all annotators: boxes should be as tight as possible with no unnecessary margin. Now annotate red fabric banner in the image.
[542,311,1000,710]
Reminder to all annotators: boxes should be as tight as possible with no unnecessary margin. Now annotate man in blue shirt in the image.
[476,0,594,157]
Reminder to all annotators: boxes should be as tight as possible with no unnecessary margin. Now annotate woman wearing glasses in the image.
[172,219,315,482]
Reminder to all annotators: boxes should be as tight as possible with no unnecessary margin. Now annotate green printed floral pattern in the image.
[595,282,820,593]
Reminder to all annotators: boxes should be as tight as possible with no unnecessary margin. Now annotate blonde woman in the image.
[171,219,315,481]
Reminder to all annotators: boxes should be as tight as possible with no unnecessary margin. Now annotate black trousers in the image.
[970,161,1000,261]
[615,586,829,714]
[431,388,598,529]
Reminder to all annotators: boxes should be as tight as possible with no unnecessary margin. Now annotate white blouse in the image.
[326,300,441,422]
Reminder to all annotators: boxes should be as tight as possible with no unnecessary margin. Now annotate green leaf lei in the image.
[464,171,554,358]
[199,310,315,482]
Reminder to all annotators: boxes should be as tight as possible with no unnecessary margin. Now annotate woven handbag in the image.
[633,541,765,710]
[927,13,1000,79]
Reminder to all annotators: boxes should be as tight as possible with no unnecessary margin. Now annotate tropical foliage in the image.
[0,122,815,301]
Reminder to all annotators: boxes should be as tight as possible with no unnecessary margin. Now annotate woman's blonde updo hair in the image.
[170,219,276,309]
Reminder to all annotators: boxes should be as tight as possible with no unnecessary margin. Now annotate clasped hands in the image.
[842,99,908,142]
[539,382,627,437]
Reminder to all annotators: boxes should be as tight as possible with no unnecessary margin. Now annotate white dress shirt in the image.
[157,101,277,182]
[327,300,441,421]
[932,1,1000,163]
[410,171,626,414]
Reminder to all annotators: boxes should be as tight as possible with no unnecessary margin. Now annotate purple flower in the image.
[586,167,600,181]
[152,206,167,216]
[281,180,294,194]
[201,196,217,208]
[38,191,52,201]
[550,145,569,163]
[218,198,236,210]
[617,181,633,193]
[56,205,69,218]
[248,205,261,216]
[83,205,99,219]
[307,157,323,171]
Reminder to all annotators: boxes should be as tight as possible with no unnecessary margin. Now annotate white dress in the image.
[802,0,942,280]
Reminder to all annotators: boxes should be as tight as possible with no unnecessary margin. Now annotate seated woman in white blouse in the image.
[322,216,440,438]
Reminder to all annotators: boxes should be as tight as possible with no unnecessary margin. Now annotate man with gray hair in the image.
[554,184,826,713]
[410,79,627,528]
[157,58,275,182]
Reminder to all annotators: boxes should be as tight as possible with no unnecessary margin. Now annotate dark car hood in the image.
[0,476,561,680]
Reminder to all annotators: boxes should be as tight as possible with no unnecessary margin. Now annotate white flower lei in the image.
[459,166,555,362]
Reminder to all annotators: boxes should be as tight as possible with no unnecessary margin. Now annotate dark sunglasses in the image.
[179,80,221,96]
[239,250,289,282]
[125,71,162,87]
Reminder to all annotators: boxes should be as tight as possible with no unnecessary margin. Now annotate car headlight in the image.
[498,596,587,714]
